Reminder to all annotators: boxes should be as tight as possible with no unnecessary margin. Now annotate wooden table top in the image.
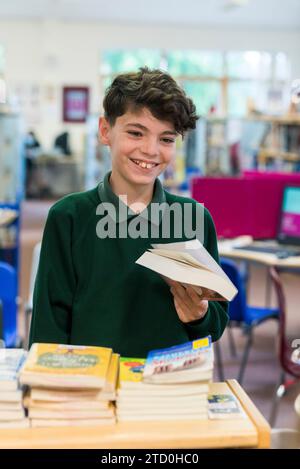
[0,380,270,449]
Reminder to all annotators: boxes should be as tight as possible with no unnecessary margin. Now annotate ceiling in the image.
[0,0,300,29]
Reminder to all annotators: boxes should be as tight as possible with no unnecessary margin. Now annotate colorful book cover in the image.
[22,343,112,378]
[119,357,145,384]
[208,393,246,419]
[143,336,212,378]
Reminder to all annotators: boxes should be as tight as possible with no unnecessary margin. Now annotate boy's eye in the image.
[162,138,175,144]
[127,131,143,137]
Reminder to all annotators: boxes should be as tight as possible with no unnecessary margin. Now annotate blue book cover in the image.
[143,336,212,378]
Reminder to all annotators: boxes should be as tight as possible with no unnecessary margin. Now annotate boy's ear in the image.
[99,117,111,145]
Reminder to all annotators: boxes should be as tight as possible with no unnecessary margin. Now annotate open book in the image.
[135,239,238,301]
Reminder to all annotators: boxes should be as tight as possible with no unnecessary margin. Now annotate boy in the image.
[29,67,228,357]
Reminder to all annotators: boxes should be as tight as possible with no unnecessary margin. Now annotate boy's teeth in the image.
[133,160,156,169]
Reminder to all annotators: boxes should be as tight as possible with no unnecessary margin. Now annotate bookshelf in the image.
[246,115,300,171]
[204,117,231,175]
[0,110,23,270]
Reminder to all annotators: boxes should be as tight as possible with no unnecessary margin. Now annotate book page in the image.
[136,251,237,301]
[152,239,228,280]
[148,249,214,272]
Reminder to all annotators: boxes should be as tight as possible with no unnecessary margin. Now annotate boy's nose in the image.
[140,138,159,157]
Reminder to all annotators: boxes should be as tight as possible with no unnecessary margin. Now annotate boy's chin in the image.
[128,171,160,185]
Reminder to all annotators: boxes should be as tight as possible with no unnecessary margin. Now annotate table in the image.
[0,380,270,449]
[218,237,300,269]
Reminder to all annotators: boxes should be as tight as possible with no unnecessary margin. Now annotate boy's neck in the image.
[109,171,155,212]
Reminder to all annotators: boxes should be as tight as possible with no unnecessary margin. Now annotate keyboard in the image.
[234,245,300,258]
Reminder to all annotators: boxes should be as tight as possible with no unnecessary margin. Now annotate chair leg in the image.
[269,371,286,427]
[214,340,225,382]
[227,324,237,358]
[238,328,253,385]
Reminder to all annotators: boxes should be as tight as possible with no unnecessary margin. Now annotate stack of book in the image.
[19,343,118,427]
[116,336,213,422]
[0,349,29,428]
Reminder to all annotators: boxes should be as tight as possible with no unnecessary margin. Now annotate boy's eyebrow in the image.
[125,122,177,136]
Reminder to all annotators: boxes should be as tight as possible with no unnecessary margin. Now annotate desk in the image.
[219,237,300,317]
[0,380,270,449]
[218,238,300,269]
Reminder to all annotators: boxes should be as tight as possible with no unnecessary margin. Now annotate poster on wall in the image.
[63,86,89,123]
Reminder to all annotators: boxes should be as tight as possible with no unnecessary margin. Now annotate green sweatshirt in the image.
[29,172,228,357]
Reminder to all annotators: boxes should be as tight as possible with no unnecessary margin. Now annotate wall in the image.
[1,19,300,155]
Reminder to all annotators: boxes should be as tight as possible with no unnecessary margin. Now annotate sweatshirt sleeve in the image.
[28,202,77,347]
[183,207,229,342]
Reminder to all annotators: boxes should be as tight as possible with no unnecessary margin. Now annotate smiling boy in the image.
[29,67,228,356]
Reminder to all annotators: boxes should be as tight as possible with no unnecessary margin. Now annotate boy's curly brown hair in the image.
[103,67,198,136]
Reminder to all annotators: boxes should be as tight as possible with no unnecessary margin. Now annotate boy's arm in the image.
[183,207,229,342]
[29,204,76,347]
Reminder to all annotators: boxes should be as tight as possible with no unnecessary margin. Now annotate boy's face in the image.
[99,107,178,189]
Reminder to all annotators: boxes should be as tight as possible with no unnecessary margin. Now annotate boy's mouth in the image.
[130,159,159,170]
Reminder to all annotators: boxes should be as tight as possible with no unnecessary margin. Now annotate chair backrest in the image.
[0,261,17,347]
[220,258,247,322]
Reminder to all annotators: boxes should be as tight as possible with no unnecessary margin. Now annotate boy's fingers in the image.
[174,298,188,322]
[186,286,203,306]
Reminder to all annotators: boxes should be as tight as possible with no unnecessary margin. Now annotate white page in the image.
[152,239,229,280]
[136,251,237,301]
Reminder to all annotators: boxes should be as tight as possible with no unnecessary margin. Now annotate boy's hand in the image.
[167,279,209,323]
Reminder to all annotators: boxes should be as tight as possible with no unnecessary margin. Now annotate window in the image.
[100,49,291,117]
[167,50,223,77]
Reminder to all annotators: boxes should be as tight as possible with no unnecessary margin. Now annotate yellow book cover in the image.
[19,344,112,389]
[23,344,112,376]
[103,353,119,394]
[119,357,145,386]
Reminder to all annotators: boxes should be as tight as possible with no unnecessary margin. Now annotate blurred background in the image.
[1,0,300,437]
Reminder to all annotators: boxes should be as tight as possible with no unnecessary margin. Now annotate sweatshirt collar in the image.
[97,171,166,226]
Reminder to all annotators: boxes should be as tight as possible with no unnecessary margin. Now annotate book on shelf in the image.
[136,239,237,301]
[19,343,113,389]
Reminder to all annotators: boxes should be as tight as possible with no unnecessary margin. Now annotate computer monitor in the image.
[277,186,300,245]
